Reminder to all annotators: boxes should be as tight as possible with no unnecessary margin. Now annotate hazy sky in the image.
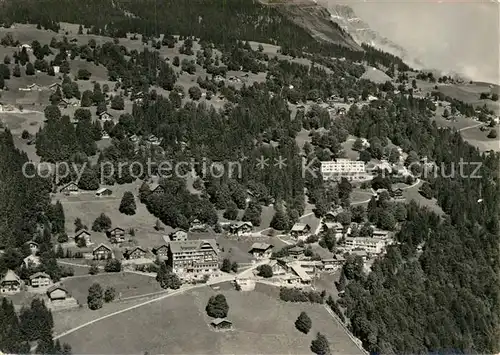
[319,0,499,83]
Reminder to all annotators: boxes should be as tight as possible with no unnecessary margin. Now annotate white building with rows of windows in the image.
[320,159,371,181]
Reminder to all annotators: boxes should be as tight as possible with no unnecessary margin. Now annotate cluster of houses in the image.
[59,183,112,196]
[0,269,77,308]
[248,243,345,286]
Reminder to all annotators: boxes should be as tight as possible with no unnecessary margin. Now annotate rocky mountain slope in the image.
[259,0,362,51]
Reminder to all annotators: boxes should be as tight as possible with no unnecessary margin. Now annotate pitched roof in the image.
[108,227,125,232]
[250,243,273,251]
[2,270,20,283]
[93,243,112,253]
[291,223,310,232]
[288,246,304,253]
[288,262,311,281]
[232,221,253,228]
[170,230,188,239]
[169,239,217,254]
[211,318,232,326]
[60,181,78,189]
[47,284,68,294]
[98,111,113,117]
[128,246,147,254]
[75,229,91,237]
[29,272,51,280]
[96,187,112,194]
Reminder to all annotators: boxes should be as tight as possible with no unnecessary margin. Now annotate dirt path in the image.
[53,261,268,340]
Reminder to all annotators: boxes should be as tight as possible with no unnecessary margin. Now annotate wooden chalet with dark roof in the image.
[60,182,79,195]
[46,284,69,301]
[123,246,148,260]
[92,243,113,260]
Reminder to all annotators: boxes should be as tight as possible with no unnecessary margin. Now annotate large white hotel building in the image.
[320,159,370,181]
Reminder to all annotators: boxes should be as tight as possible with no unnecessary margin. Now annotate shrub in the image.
[279,288,325,304]
[21,130,30,139]
[57,233,69,243]
[88,263,99,275]
[487,129,497,139]
[104,287,116,302]
[257,264,273,278]
[104,259,121,272]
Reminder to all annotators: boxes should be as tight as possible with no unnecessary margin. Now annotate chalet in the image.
[98,111,114,122]
[325,207,344,221]
[1,270,21,294]
[23,254,41,268]
[106,227,125,243]
[25,240,39,254]
[290,223,311,238]
[48,82,62,91]
[391,188,404,199]
[96,187,112,197]
[74,230,92,246]
[321,255,345,271]
[170,230,188,242]
[152,244,169,260]
[268,260,286,275]
[93,243,113,260]
[210,318,232,330]
[229,221,253,235]
[57,99,71,109]
[53,66,60,74]
[29,272,52,288]
[60,182,79,195]
[129,134,139,143]
[189,219,206,232]
[287,246,305,259]
[249,243,273,259]
[123,246,147,260]
[149,183,165,194]
[46,285,69,301]
[322,221,343,234]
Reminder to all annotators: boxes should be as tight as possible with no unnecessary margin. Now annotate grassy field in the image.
[460,125,500,152]
[58,286,362,354]
[59,272,162,305]
[402,183,444,216]
[58,181,169,249]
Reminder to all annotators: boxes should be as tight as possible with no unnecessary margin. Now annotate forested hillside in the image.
[0,0,410,70]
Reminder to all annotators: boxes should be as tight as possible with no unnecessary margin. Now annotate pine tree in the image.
[25,62,35,76]
[223,201,238,220]
[13,64,21,77]
[119,191,136,215]
[295,311,312,334]
[310,332,330,355]
[270,205,290,230]
[220,258,231,272]
[92,213,111,232]
[87,283,104,310]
